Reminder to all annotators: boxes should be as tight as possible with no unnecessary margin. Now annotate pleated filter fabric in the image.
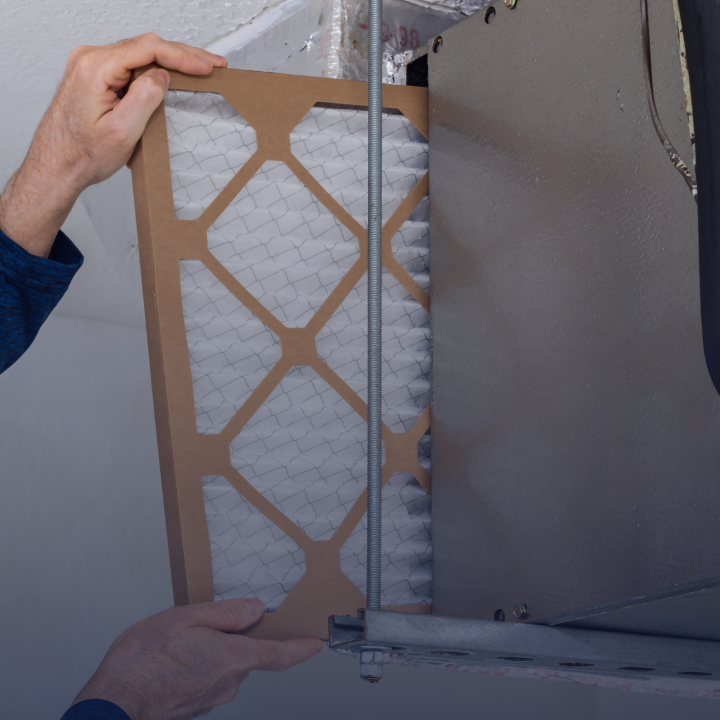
[165,89,431,611]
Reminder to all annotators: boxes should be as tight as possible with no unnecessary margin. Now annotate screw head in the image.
[513,604,529,620]
[504,0,517,7]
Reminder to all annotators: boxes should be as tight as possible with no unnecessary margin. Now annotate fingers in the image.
[170,598,265,633]
[234,636,324,673]
[114,33,226,77]
[66,35,227,96]
[107,67,169,149]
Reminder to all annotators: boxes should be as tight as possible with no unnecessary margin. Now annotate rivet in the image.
[513,604,529,620]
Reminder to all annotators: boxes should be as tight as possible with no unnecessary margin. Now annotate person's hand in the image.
[72,598,323,720]
[0,33,227,258]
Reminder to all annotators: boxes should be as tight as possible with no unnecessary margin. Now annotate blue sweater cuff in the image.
[0,228,84,373]
[0,228,83,287]
[60,699,132,720]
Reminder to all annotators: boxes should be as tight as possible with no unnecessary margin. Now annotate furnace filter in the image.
[165,90,432,610]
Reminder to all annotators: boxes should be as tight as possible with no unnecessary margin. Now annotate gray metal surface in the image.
[564,585,720,643]
[329,610,720,679]
[363,0,384,681]
[429,0,720,626]
[365,0,383,615]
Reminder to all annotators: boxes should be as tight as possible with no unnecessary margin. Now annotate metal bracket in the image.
[328,611,391,681]
[329,610,720,682]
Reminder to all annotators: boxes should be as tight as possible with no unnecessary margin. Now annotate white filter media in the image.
[207,160,361,328]
[171,92,431,609]
[180,259,283,435]
[230,366,368,541]
[166,91,258,221]
[340,472,431,605]
[202,475,306,609]
[290,106,429,228]
[315,270,431,434]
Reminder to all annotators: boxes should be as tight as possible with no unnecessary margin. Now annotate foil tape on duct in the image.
[133,73,430,636]
[213,0,461,83]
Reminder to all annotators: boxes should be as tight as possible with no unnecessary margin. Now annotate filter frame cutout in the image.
[130,68,429,640]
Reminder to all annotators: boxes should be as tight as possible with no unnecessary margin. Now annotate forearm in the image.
[0,97,86,258]
[0,35,228,261]
[0,165,79,258]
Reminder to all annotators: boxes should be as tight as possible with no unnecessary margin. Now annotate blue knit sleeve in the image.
[60,699,132,720]
[0,228,83,373]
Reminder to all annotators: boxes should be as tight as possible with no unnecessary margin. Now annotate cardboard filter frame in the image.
[130,68,430,640]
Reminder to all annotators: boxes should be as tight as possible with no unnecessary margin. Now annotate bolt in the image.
[504,0,517,7]
[513,604,529,620]
[360,650,385,682]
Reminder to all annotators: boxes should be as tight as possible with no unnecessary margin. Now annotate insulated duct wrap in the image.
[216,0,462,83]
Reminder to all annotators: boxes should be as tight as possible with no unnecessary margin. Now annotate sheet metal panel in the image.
[429,0,720,625]
[566,586,720,643]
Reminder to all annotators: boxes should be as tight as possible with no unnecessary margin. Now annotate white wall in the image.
[0,0,285,183]
[1,1,719,718]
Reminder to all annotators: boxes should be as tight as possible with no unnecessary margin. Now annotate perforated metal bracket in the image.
[329,610,720,682]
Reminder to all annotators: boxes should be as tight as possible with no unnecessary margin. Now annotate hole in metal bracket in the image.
[497,656,534,662]
[485,6,496,23]
[677,671,713,677]
[432,650,472,657]
[618,666,655,672]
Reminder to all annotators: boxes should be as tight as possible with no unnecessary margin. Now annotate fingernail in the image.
[150,68,170,88]
[214,54,227,63]
[243,598,264,616]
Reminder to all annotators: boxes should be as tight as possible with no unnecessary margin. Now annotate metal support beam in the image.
[330,610,720,680]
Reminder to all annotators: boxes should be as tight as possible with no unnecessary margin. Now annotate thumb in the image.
[172,598,265,633]
[235,636,324,673]
[109,67,169,147]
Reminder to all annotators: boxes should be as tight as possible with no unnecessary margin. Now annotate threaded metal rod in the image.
[366,0,383,612]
